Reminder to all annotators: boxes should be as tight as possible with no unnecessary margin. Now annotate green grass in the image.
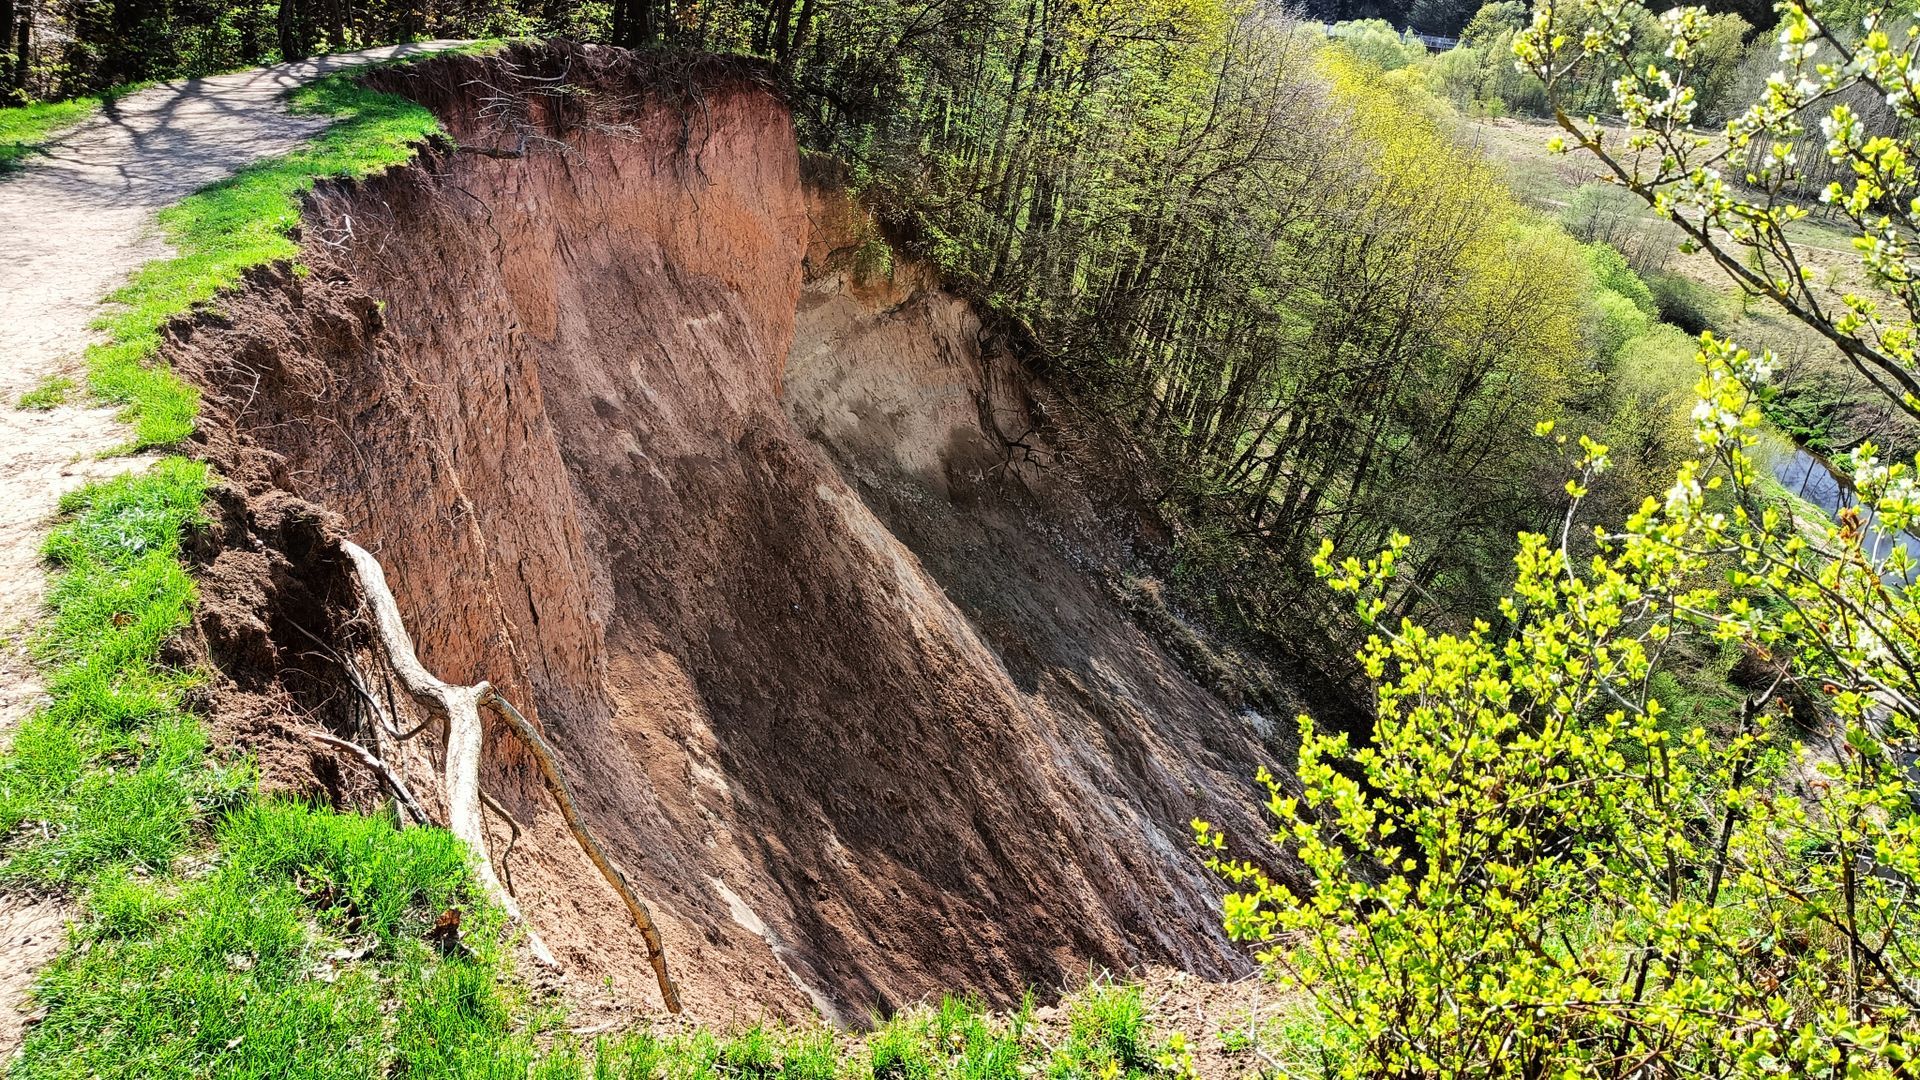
[0,80,165,173]
[1051,985,1159,1080]
[16,375,75,410]
[86,73,447,449]
[4,459,533,1079]
[0,98,101,173]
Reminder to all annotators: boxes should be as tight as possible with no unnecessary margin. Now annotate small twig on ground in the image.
[479,787,522,895]
[486,690,683,1014]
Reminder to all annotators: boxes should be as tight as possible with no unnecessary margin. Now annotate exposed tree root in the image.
[340,540,559,968]
[338,540,682,1010]
[303,728,435,827]
[486,691,682,1013]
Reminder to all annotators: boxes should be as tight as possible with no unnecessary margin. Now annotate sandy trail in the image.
[0,41,464,1056]
[0,41,465,734]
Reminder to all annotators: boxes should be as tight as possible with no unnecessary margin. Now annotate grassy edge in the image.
[0,98,99,173]
[0,79,175,173]
[0,44,557,1077]
[80,57,470,449]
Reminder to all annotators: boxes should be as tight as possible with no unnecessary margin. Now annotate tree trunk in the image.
[1,0,16,99]
[10,9,26,97]
[781,0,817,75]
[278,0,309,62]
[107,0,156,84]
[238,0,264,64]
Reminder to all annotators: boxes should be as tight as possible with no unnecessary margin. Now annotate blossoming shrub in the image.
[1201,335,1920,1076]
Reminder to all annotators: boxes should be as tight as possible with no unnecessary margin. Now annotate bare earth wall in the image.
[164,45,1290,1024]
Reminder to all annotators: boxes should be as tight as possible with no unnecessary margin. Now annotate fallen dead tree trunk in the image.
[338,540,682,1012]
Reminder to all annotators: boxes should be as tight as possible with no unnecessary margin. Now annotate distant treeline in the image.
[0,0,1789,105]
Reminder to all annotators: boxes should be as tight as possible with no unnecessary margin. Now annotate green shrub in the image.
[1645,269,1726,334]
[1580,241,1658,315]
[869,1014,935,1080]
[1585,287,1654,367]
[1202,335,1920,1077]
[1328,20,1425,71]
[721,1026,780,1079]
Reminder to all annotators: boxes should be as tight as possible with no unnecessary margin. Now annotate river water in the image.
[1773,448,1920,564]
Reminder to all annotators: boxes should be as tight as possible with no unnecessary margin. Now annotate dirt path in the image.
[0,41,464,1056]
[0,41,465,732]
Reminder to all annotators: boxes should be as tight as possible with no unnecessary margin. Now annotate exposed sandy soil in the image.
[162,45,1300,1025]
[0,893,70,1059]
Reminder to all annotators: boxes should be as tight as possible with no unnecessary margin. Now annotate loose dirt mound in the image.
[166,44,1294,1024]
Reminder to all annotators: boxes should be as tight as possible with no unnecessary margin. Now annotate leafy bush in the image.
[1327,20,1425,71]
[1201,336,1920,1077]
[1461,0,1528,43]
[1646,270,1727,334]
[1422,31,1547,114]
[1584,287,1653,368]
[1581,242,1657,317]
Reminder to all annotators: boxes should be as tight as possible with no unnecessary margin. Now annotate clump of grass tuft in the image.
[17,375,75,410]
[779,1028,842,1080]
[595,1030,667,1080]
[722,1024,782,1079]
[870,1011,937,1080]
[1049,984,1171,1080]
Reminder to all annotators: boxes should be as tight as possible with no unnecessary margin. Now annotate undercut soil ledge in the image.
[161,42,1298,1025]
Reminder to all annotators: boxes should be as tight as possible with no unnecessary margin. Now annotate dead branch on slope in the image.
[303,728,434,827]
[485,691,682,1014]
[339,539,559,969]
[338,540,683,1013]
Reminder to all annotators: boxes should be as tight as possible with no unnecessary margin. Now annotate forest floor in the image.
[0,40,466,1056]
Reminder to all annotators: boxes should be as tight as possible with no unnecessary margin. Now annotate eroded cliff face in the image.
[168,45,1287,1024]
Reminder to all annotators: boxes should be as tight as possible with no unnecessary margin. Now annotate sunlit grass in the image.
[85,73,447,448]
[0,97,100,172]
[16,375,75,410]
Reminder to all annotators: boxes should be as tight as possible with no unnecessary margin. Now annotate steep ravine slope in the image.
[164,46,1290,1023]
